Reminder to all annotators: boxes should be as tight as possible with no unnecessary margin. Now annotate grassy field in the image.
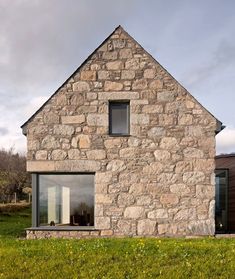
[1,207,235,278]
[0,204,31,238]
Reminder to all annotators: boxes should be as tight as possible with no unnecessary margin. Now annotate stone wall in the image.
[24,26,217,237]
[26,229,102,240]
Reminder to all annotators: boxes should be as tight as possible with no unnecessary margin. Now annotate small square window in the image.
[109,102,130,135]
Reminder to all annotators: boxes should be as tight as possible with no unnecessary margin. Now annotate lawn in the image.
[0,207,235,279]
[0,204,31,238]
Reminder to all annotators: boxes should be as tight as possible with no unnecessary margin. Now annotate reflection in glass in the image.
[215,169,228,232]
[39,174,94,227]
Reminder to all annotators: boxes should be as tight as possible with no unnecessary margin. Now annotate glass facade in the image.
[39,174,94,227]
[215,169,228,232]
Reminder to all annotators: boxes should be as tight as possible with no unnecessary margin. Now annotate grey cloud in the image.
[182,40,235,88]
[216,126,235,154]
[0,0,137,91]
[0,127,8,136]
[0,0,138,117]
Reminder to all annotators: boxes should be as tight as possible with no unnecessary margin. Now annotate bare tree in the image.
[0,148,30,202]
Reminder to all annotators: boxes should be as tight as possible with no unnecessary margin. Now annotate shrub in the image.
[0,203,30,213]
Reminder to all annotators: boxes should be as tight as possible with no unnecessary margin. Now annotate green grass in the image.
[1,207,235,279]
[0,205,31,238]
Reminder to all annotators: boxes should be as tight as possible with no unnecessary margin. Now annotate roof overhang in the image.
[21,125,27,136]
[215,120,225,135]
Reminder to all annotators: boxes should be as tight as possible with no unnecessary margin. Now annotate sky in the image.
[0,0,234,155]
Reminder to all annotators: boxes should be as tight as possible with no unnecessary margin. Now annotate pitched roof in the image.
[21,25,224,135]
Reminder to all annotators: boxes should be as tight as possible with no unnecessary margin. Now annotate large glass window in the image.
[109,102,129,135]
[215,169,228,233]
[39,174,94,227]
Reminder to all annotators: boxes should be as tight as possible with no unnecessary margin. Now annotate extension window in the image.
[38,174,94,227]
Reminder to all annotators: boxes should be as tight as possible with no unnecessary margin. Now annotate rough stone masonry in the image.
[22,26,219,239]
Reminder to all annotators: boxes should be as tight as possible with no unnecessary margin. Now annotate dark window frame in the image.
[32,172,95,230]
[109,101,130,136]
[215,168,229,233]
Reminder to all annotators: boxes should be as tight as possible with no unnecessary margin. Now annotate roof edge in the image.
[20,25,123,134]
[216,153,235,159]
[120,28,223,129]
[21,24,224,135]
[215,121,225,135]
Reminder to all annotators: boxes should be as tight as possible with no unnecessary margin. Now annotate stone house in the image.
[21,26,223,239]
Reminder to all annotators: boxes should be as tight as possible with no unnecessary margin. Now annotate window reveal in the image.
[109,102,130,135]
